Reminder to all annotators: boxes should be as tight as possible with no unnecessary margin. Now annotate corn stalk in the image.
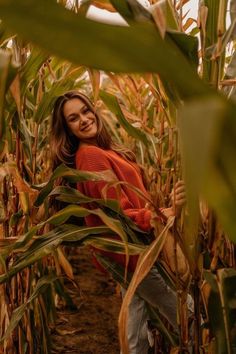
[0,0,236,353]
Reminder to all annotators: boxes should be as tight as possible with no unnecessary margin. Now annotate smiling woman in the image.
[50,91,112,168]
[50,90,189,354]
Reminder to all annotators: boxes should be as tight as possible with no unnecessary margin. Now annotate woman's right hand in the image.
[170,180,186,216]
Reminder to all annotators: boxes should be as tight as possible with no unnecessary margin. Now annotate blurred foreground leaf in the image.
[0,0,206,99]
[179,96,236,250]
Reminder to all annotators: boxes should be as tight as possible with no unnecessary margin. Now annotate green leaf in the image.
[179,95,236,248]
[84,236,145,255]
[0,49,18,139]
[50,185,120,211]
[110,0,135,23]
[14,112,34,165]
[150,0,179,31]
[34,163,116,207]
[49,184,152,244]
[20,46,49,96]
[0,224,111,283]
[0,0,208,99]
[167,31,198,69]
[100,90,150,146]
[33,68,85,123]
[111,0,152,23]
[46,205,128,244]
[217,268,236,351]
[204,269,236,353]
[230,0,236,39]
[0,274,59,344]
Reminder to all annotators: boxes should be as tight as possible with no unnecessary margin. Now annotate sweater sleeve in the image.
[76,147,152,232]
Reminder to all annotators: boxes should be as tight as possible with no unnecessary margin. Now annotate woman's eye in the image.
[83,108,90,114]
[69,115,78,122]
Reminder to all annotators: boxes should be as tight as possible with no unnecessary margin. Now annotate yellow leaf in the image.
[57,247,74,280]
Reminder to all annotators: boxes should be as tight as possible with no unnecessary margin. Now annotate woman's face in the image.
[63,98,98,142]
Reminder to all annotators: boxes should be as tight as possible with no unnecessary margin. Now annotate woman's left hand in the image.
[170,180,186,216]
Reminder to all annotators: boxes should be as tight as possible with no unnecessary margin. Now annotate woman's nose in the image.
[80,114,88,123]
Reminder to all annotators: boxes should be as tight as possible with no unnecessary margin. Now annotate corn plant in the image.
[0,0,236,353]
[0,36,90,353]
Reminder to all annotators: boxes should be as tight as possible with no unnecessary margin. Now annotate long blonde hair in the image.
[51,90,136,170]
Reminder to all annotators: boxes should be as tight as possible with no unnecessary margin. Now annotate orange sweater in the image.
[76,145,153,272]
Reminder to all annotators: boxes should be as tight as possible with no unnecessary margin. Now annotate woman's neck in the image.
[79,139,98,148]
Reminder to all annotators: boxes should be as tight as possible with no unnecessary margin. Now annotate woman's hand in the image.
[170,180,186,216]
[158,180,186,219]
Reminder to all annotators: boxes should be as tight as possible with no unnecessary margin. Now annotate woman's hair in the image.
[51,90,136,170]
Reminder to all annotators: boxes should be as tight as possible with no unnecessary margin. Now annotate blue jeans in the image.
[121,267,178,354]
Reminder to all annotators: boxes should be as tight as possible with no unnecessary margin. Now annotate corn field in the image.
[0,0,236,353]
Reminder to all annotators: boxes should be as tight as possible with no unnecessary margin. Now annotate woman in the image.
[51,90,187,354]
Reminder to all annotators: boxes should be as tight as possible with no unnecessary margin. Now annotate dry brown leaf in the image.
[170,347,181,354]
[198,4,208,52]
[120,106,140,122]
[161,230,190,285]
[88,68,100,103]
[152,5,167,39]
[200,280,211,318]
[57,247,74,280]
[183,17,197,31]
[36,72,44,105]
[119,217,175,354]
[55,328,83,336]
[106,73,123,92]
[0,163,38,215]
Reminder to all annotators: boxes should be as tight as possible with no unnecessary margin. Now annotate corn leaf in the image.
[33,68,85,123]
[179,95,236,245]
[0,50,18,139]
[84,236,145,255]
[100,90,150,146]
[204,269,236,353]
[0,224,112,283]
[0,0,208,99]
[0,274,59,344]
[34,163,116,206]
[119,216,175,354]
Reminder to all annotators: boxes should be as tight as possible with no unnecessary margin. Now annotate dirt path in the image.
[51,247,121,354]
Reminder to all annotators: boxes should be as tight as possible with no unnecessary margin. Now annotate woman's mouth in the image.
[81,122,93,132]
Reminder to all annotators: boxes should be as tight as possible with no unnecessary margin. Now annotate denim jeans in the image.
[121,267,178,354]
[120,290,150,354]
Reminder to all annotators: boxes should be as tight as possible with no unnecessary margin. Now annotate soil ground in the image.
[51,246,121,354]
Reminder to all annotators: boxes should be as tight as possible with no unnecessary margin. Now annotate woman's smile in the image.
[80,121,94,132]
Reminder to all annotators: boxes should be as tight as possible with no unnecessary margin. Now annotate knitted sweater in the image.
[76,145,153,273]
